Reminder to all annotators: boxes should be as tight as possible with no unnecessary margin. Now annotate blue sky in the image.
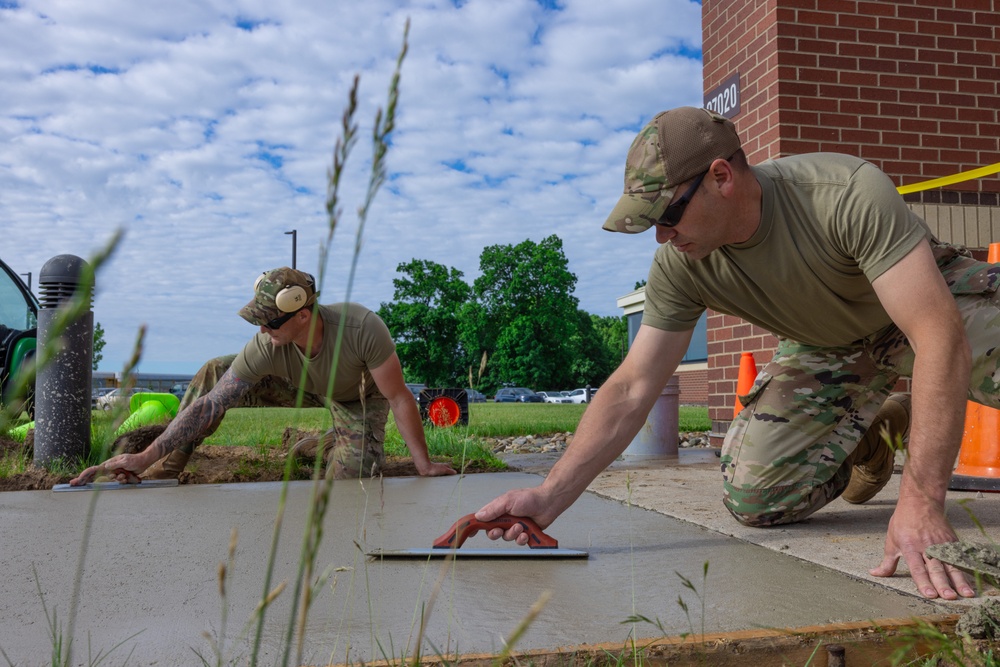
[0,0,703,374]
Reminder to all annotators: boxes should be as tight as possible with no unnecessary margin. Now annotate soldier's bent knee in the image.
[722,484,818,527]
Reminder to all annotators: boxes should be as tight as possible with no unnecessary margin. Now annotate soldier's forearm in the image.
[144,369,250,462]
[145,398,227,461]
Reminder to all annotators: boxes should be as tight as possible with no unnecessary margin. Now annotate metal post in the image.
[20,272,31,292]
[623,375,680,459]
[285,230,297,269]
[34,255,93,467]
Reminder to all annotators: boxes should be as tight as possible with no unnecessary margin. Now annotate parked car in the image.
[567,388,597,404]
[494,387,543,403]
[169,382,190,401]
[537,391,571,404]
[91,386,115,409]
[0,259,38,417]
[464,388,486,403]
[96,386,154,411]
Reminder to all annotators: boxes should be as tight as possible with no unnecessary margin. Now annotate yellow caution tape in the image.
[897,162,1000,195]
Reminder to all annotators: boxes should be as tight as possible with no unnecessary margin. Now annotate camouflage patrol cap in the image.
[602,107,742,234]
[238,267,319,326]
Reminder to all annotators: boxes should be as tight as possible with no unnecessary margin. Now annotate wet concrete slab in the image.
[0,471,949,665]
[586,449,1000,603]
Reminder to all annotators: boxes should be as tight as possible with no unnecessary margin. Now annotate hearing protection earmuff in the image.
[254,272,317,313]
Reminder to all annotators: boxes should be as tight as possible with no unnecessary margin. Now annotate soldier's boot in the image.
[842,393,911,504]
[290,435,324,463]
[142,449,191,480]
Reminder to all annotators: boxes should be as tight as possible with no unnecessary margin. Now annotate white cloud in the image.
[0,0,703,374]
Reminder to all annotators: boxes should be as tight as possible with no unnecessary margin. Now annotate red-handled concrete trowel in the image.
[368,513,588,559]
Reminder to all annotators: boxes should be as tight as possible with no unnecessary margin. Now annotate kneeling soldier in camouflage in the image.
[71,267,456,485]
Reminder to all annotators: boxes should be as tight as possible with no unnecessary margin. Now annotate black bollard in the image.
[33,255,93,467]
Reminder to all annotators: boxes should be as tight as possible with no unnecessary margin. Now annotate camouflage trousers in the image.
[179,354,388,479]
[722,246,1000,526]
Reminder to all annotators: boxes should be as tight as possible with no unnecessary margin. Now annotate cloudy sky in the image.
[1,0,704,375]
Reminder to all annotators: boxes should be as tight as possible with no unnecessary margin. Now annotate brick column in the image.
[702,0,1000,445]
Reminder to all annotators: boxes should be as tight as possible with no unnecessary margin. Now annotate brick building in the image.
[697,0,1000,442]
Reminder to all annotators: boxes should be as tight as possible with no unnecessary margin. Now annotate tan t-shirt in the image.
[231,303,395,403]
[643,153,932,347]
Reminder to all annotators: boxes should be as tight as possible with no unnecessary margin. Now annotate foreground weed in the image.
[676,561,710,642]
[0,564,143,667]
[887,617,991,667]
[18,232,142,667]
[242,23,410,667]
[623,561,710,643]
[491,590,552,667]
[195,528,288,667]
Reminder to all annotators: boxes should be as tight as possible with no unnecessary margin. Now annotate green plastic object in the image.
[8,420,31,442]
[8,391,182,443]
[115,400,171,437]
[128,392,180,417]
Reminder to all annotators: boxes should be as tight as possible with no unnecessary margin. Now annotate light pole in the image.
[20,272,31,292]
[285,230,297,269]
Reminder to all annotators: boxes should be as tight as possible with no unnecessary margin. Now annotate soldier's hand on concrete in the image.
[69,464,102,486]
[870,500,975,600]
[416,461,457,477]
[69,454,145,487]
[475,488,555,545]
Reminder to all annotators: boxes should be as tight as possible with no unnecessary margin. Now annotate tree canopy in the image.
[377,259,469,387]
[378,235,625,395]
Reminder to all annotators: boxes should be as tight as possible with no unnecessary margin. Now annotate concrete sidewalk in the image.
[514,448,1000,601]
[0,456,988,665]
[595,450,1000,600]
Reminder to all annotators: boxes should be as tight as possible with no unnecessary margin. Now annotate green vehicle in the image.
[0,260,38,417]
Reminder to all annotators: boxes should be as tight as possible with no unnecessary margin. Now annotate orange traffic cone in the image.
[949,241,1000,491]
[733,352,758,418]
[951,402,1000,491]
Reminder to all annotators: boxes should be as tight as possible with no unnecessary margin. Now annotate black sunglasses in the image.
[655,170,708,228]
[263,310,299,330]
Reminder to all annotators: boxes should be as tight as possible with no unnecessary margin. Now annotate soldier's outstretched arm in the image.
[476,325,692,539]
[70,369,253,485]
[868,241,974,600]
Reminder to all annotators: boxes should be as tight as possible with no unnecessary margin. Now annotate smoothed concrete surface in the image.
[0,471,947,665]
[586,449,1000,604]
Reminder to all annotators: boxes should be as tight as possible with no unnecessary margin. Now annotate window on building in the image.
[625,311,707,364]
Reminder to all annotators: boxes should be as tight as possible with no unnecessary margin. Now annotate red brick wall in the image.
[702,0,1000,442]
[676,367,709,406]
[706,313,776,434]
[772,0,1000,198]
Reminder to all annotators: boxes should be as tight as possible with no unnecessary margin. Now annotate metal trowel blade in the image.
[52,479,179,492]
[368,547,588,560]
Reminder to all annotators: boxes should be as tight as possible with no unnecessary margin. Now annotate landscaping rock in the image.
[484,431,713,455]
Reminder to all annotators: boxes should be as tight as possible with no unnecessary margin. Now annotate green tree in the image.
[461,235,578,392]
[565,310,619,387]
[92,321,106,371]
[591,313,628,366]
[378,259,470,387]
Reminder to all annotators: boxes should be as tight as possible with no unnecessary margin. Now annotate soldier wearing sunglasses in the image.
[478,106,1000,602]
[71,267,456,486]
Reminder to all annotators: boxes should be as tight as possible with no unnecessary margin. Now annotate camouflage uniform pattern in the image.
[178,354,387,479]
[722,243,1000,526]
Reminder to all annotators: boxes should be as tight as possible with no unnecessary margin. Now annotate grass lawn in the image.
[200,403,710,447]
[2,403,711,478]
